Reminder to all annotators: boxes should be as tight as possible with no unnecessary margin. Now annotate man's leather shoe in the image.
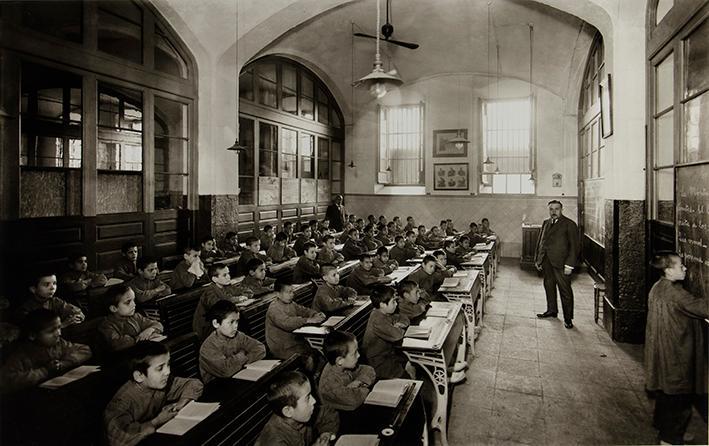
[536,311,558,318]
[564,320,573,329]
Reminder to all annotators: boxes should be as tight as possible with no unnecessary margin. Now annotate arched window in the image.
[237,56,344,234]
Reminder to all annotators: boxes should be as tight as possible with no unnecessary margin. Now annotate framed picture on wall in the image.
[434,163,469,190]
[600,73,613,138]
[433,129,468,157]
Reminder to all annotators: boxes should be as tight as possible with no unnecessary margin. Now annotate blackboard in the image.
[676,163,709,300]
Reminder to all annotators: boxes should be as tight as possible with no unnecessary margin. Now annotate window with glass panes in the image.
[154,97,189,210]
[259,123,279,177]
[238,117,256,205]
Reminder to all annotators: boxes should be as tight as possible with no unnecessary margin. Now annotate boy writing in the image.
[267,232,297,264]
[241,258,277,296]
[373,246,399,275]
[170,245,207,291]
[410,255,449,297]
[98,285,164,351]
[104,341,203,446]
[17,272,84,328]
[363,286,414,379]
[128,257,172,304]
[255,370,332,446]
[293,242,321,284]
[199,300,266,384]
[317,234,344,266]
[193,264,254,340]
[0,308,92,393]
[114,242,139,281]
[61,253,108,292]
[313,266,357,314]
[346,253,392,295]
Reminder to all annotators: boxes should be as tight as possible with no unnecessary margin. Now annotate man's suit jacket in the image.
[326,204,345,231]
[535,215,579,269]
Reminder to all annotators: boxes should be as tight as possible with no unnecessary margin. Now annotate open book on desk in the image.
[426,306,451,318]
[156,401,220,435]
[335,435,380,446]
[364,379,415,408]
[40,365,101,389]
[439,277,460,288]
[321,315,346,327]
[232,359,281,381]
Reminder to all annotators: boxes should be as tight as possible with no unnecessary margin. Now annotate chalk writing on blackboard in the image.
[676,165,709,300]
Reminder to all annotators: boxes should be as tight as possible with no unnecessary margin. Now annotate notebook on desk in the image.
[104,278,124,287]
[39,365,101,389]
[232,359,281,381]
[364,379,414,408]
[404,325,431,339]
[156,401,221,435]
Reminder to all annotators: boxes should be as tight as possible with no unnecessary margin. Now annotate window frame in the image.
[377,102,425,187]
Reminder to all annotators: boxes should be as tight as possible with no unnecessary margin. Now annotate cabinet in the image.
[520,224,542,270]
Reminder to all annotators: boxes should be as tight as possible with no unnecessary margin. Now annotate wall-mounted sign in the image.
[552,172,562,188]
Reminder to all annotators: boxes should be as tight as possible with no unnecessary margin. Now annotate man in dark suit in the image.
[535,200,579,328]
[326,195,346,231]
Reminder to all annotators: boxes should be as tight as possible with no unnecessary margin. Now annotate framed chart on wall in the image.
[433,129,468,157]
[434,163,469,190]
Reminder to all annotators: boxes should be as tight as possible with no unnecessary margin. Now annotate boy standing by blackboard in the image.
[644,252,708,445]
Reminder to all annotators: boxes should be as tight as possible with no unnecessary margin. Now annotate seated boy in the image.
[415,225,429,249]
[342,229,366,261]
[465,222,487,245]
[293,242,321,284]
[373,246,399,275]
[237,236,272,276]
[265,281,325,361]
[104,341,203,446]
[98,285,164,351]
[200,235,224,265]
[199,300,266,384]
[318,219,332,238]
[375,223,393,246]
[283,221,295,244]
[361,224,383,251]
[393,216,404,234]
[128,256,172,304]
[346,253,392,295]
[259,225,276,252]
[241,258,277,297]
[293,226,314,256]
[308,220,322,245]
[456,235,473,256]
[61,253,108,293]
[480,218,496,236]
[113,242,139,281]
[170,245,207,291]
[354,218,365,232]
[446,219,458,236]
[424,226,444,249]
[266,232,297,264]
[367,215,376,226]
[405,230,426,255]
[316,234,344,266]
[319,331,376,432]
[313,266,357,314]
[0,308,92,393]
[255,370,332,446]
[403,216,416,234]
[193,264,254,340]
[221,231,243,257]
[378,215,387,226]
[389,235,415,266]
[433,249,458,276]
[444,240,463,269]
[338,222,354,244]
[410,255,449,297]
[397,280,431,322]
[363,286,413,379]
[16,272,84,329]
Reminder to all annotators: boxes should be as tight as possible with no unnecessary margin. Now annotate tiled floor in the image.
[447,261,708,446]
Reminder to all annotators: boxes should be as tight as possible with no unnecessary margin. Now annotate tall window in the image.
[378,104,424,186]
[653,52,675,224]
[480,98,534,194]
[154,97,189,210]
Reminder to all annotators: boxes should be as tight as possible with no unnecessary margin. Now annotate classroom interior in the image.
[0,0,708,445]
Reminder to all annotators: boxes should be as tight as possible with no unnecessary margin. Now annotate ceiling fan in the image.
[354,0,419,50]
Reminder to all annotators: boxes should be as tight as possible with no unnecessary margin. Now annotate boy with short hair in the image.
[346,253,392,295]
[293,242,321,284]
[378,215,387,226]
[104,341,203,446]
[283,221,295,244]
[338,222,354,244]
[61,253,108,292]
[342,229,366,261]
[128,256,172,304]
[363,286,412,379]
[367,215,376,226]
[170,245,207,291]
[423,226,443,249]
[293,226,314,256]
[241,258,276,296]
[347,214,357,225]
[16,272,84,329]
[373,246,398,275]
[439,220,449,236]
[199,300,266,384]
[465,222,487,245]
[313,266,357,314]
[375,223,393,246]
[0,308,92,393]
[265,281,325,361]
[193,264,254,340]
[354,218,365,232]
[410,255,450,296]
[456,235,473,256]
[259,225,276,252]
[433,249,457,276]
[446,219,458,236]
[98,285,164,351]
[389,235,416,265]
[397,280,431,321]
[403,216,416,234]
[114,242,139,281]
[318,219,332,238]
[267,232,297,264]
[308,220,322,244]
[480,218,495,236]
[444,240,463,269]
[361,224,383,251]
[319,331,376,418]
[237,236,272,276]
[316,234,345,266]
[255,370,332,446]
[405,230,426,255]
[392,216,403,234]
[221,231,242,257]
[200,235,224,265]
